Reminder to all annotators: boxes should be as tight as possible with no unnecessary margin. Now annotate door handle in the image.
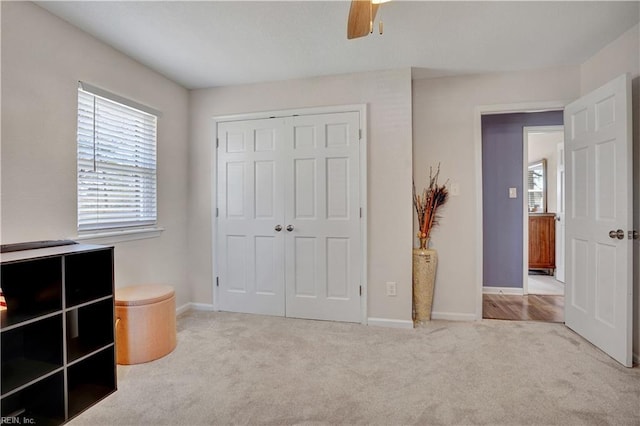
[286,225,294,232]
[609,229,624,240]
[275,225,282,232]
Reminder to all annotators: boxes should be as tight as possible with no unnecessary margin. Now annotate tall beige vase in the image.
[413,239,438,325]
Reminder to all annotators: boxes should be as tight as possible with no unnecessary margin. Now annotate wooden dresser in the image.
[528,213,556,272]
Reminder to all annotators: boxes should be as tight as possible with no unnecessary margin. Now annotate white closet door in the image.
[217,118,286,316]
[284,112,362,322]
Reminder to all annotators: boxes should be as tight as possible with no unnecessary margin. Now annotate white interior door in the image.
[217,118,286,316]
[555,141,565,283]
[285,112,362,322]
[564,73,632,367]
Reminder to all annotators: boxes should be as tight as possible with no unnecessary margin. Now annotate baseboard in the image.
[176,303,191,316]
[483,286,524,295]
[176,302,215,316]
[191,302,215,311]
[367,317,414,329]
[430,312,476,321]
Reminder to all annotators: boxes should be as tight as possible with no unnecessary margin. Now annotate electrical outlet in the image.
[386,281,397,296]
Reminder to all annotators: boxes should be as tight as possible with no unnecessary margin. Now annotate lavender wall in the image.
[482,111,564,288]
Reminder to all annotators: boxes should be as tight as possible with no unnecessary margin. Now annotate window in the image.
[527,159,546,213]
[77,83,158,232]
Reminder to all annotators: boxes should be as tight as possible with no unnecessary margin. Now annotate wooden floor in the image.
[483,294,564,322]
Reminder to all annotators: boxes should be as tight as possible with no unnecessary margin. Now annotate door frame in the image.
[522,125,564,295]
[474,100,568,319]
[211,104,369,324]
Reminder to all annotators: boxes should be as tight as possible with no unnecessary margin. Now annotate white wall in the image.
[1,2,191,307]
[188,69,414,322]
[528,130,563,214]
[412,66,581,319]
[580,23,640,361]
[580,24,640,95]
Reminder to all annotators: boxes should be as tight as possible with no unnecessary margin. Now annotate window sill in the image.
[73,227,164,245]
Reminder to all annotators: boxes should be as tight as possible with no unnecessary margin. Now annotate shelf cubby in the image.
[0,257,62,329]
[0,371,65,426]
[65,249,113,308]
[1,314,63,394]
[66,298,115,363]
[67,347,116,419]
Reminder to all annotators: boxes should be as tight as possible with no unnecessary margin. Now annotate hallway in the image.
[483,293,564,322]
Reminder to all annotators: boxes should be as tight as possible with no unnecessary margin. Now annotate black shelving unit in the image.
[0,244,117,425]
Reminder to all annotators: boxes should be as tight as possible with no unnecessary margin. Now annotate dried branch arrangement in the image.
[413,164,449,242]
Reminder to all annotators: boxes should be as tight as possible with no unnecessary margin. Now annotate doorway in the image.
[523,126,565,299]
[480,111,564,322]
[476,75,633,367]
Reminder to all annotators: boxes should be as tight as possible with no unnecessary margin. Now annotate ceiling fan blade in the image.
[347,0,379,39]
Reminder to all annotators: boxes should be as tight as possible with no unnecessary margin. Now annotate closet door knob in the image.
[609,229,624,240]
[274,225,282,232]
[286,225,294,232]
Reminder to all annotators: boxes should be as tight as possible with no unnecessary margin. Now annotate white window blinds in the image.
[77,86,158,232]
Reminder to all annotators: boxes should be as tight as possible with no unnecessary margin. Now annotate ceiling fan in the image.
[347,0,390,39]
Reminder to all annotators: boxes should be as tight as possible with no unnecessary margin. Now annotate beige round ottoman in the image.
[115,284,177,365]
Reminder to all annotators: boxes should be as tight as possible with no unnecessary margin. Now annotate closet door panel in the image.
[217,118,286,316]
[294,158,317,219]
[285,112,362,322]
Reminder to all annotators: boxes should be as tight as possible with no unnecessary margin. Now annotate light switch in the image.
[509,187,517,198]
[450,182,460,196]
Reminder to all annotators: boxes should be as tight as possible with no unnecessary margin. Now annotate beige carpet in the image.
[69,311,640,425]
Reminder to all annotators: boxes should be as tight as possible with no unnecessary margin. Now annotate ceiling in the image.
[36,1,639,90]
